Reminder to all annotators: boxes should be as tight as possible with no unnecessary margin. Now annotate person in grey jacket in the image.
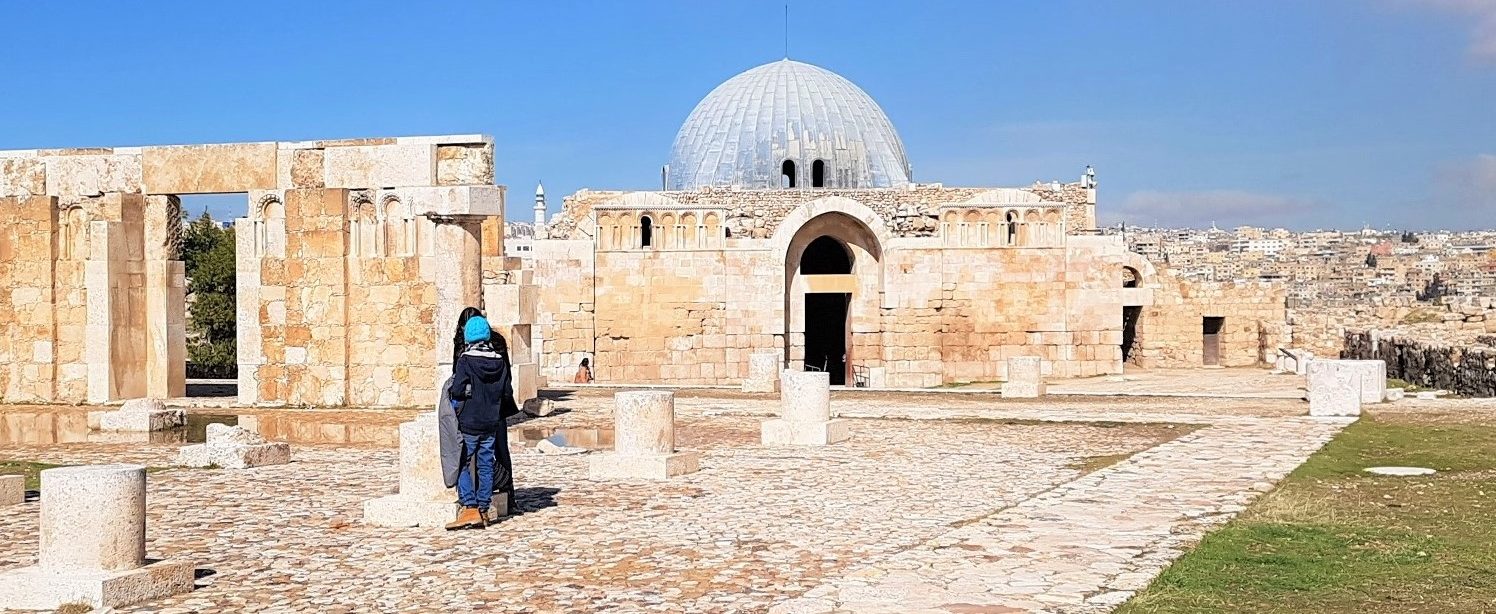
[439,308,518,524]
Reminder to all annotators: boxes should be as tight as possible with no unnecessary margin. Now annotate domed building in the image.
[665,60,912,190]
[531,60,1287,388]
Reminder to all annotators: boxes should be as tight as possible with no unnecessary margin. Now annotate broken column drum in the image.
[762,370,851,446]
[1001,356,1046,398]
[589,391,700,479]
[742,352,781,393]
[0,464,195,610]
[362,412,505,527]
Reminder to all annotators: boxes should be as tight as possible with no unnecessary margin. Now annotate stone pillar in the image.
[1307,360,1363,417]
[589,391,700,479]
[0,464,194,610]
[0,474,21,506]
[85,220,121,404]
[482,262,540,407]
[234,217,264,405]
[432,219,482,388]
[1001,356,1046,398]
[362,412,502,527]
[762,370,851,445]
[742,352,781,393]
[143,195,186,399]
[1340,359,1387,404]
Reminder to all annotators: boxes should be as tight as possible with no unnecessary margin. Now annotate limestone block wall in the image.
[2,134,499,407]
[1130,269,1285,368]
[534,240,597,382]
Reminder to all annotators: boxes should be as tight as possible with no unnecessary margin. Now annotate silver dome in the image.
[665,59,912,190]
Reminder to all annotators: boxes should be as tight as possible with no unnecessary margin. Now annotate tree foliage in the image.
[182,213,237,377]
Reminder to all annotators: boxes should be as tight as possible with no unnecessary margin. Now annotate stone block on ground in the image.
[174,424,291,469]
[1384,387,1406,402]
[761,418,851,446]
[1001,356,1046,398]
[0,464,194,610]
[97,406,185,432]
[0,475,22,505]
[1339,360,1387,404]
[361,413,502,528]
[522,398,556,417]
[1307,360,1363,417]
[742,353,781,393]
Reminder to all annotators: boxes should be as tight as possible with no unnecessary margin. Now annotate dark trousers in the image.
[491,424,513,496]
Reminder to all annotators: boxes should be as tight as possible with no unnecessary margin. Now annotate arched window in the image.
[1122,266,1141,288]
[384,199,408,257]
[640,215,653,248]
[812,160,826,188]
[781,160,797,188]
[1005,211,1018,245]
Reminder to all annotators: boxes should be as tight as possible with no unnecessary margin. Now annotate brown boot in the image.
[445,506,482,531]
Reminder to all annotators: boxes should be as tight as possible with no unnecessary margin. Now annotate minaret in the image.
[533,182,547,238]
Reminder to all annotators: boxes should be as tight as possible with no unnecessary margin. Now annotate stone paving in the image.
[0,391,1349,613]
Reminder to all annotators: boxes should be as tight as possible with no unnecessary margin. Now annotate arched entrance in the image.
[783,211,883,386]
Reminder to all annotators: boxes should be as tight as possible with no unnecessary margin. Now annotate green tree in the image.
[182,213,237,377]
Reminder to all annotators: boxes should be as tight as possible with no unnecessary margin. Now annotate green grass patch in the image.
[1068,452,1133,474]
[1385,378,1428,393]
[1120,412,1496,613]
[0,461,183,491]
[0,460,64,491]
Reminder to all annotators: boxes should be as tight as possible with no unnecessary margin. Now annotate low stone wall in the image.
[1342,330,1496,397]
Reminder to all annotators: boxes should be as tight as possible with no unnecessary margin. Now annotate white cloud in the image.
[1106,190,1323,228]
[1404,0,1496,62]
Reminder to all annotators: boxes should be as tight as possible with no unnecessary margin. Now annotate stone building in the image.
[0,135,540,408]
[533,59,1282,387]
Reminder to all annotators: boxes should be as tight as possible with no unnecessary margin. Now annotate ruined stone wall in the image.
[1,135,501,407]
[1343,330,1496,397]
[1132,271,1285,368]
[0,196,58,402]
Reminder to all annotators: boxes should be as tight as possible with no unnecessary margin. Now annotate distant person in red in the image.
[573,357,594,384]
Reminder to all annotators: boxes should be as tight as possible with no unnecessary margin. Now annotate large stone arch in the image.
[775,197,888,384]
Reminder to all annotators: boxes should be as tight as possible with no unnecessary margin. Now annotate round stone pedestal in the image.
[764,371,849,446]
[780,370,830,423]
[39,464,146,571]
[589,391,700,480]
[613,391,676,456]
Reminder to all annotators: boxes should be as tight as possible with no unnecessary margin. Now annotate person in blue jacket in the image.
[444,315,518,530]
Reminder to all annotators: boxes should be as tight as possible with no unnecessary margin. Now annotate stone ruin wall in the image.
[1127,266,1288,369]
[1342,330,1496,397]
[0,135,512,408]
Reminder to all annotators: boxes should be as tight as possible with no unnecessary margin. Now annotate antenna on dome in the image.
[783,3,789,59]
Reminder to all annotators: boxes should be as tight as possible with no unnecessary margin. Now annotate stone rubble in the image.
[174,423,291,469]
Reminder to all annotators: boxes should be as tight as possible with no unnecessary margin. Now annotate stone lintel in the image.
[141,142,278,194]
[0,560,195,610]
[588,452,701,480]
[761,419,851,446]
[406,185,505,218]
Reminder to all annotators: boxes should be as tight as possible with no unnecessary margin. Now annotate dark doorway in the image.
[805,292,850,384]
[801,236,853,274]
[1202,316,1224,366]
[812,160,826,187]
[1122,306,1142,362]
[781,160,797,188]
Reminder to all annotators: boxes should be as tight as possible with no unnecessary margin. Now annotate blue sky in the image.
[4,0,1495,230]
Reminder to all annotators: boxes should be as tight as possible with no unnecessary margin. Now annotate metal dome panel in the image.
[665,60,912,190]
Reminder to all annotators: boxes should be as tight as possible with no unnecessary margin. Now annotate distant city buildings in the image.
[1108,225,1496,305]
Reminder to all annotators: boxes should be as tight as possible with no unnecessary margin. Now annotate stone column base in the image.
[588,451,700,480]
[742,379,778,393]
[1,475,22,505]
[1001,382,1046,398]
[761,419,851,446]
[0,560,194,610]
[361,495,509,528]
[91,409,185,432]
